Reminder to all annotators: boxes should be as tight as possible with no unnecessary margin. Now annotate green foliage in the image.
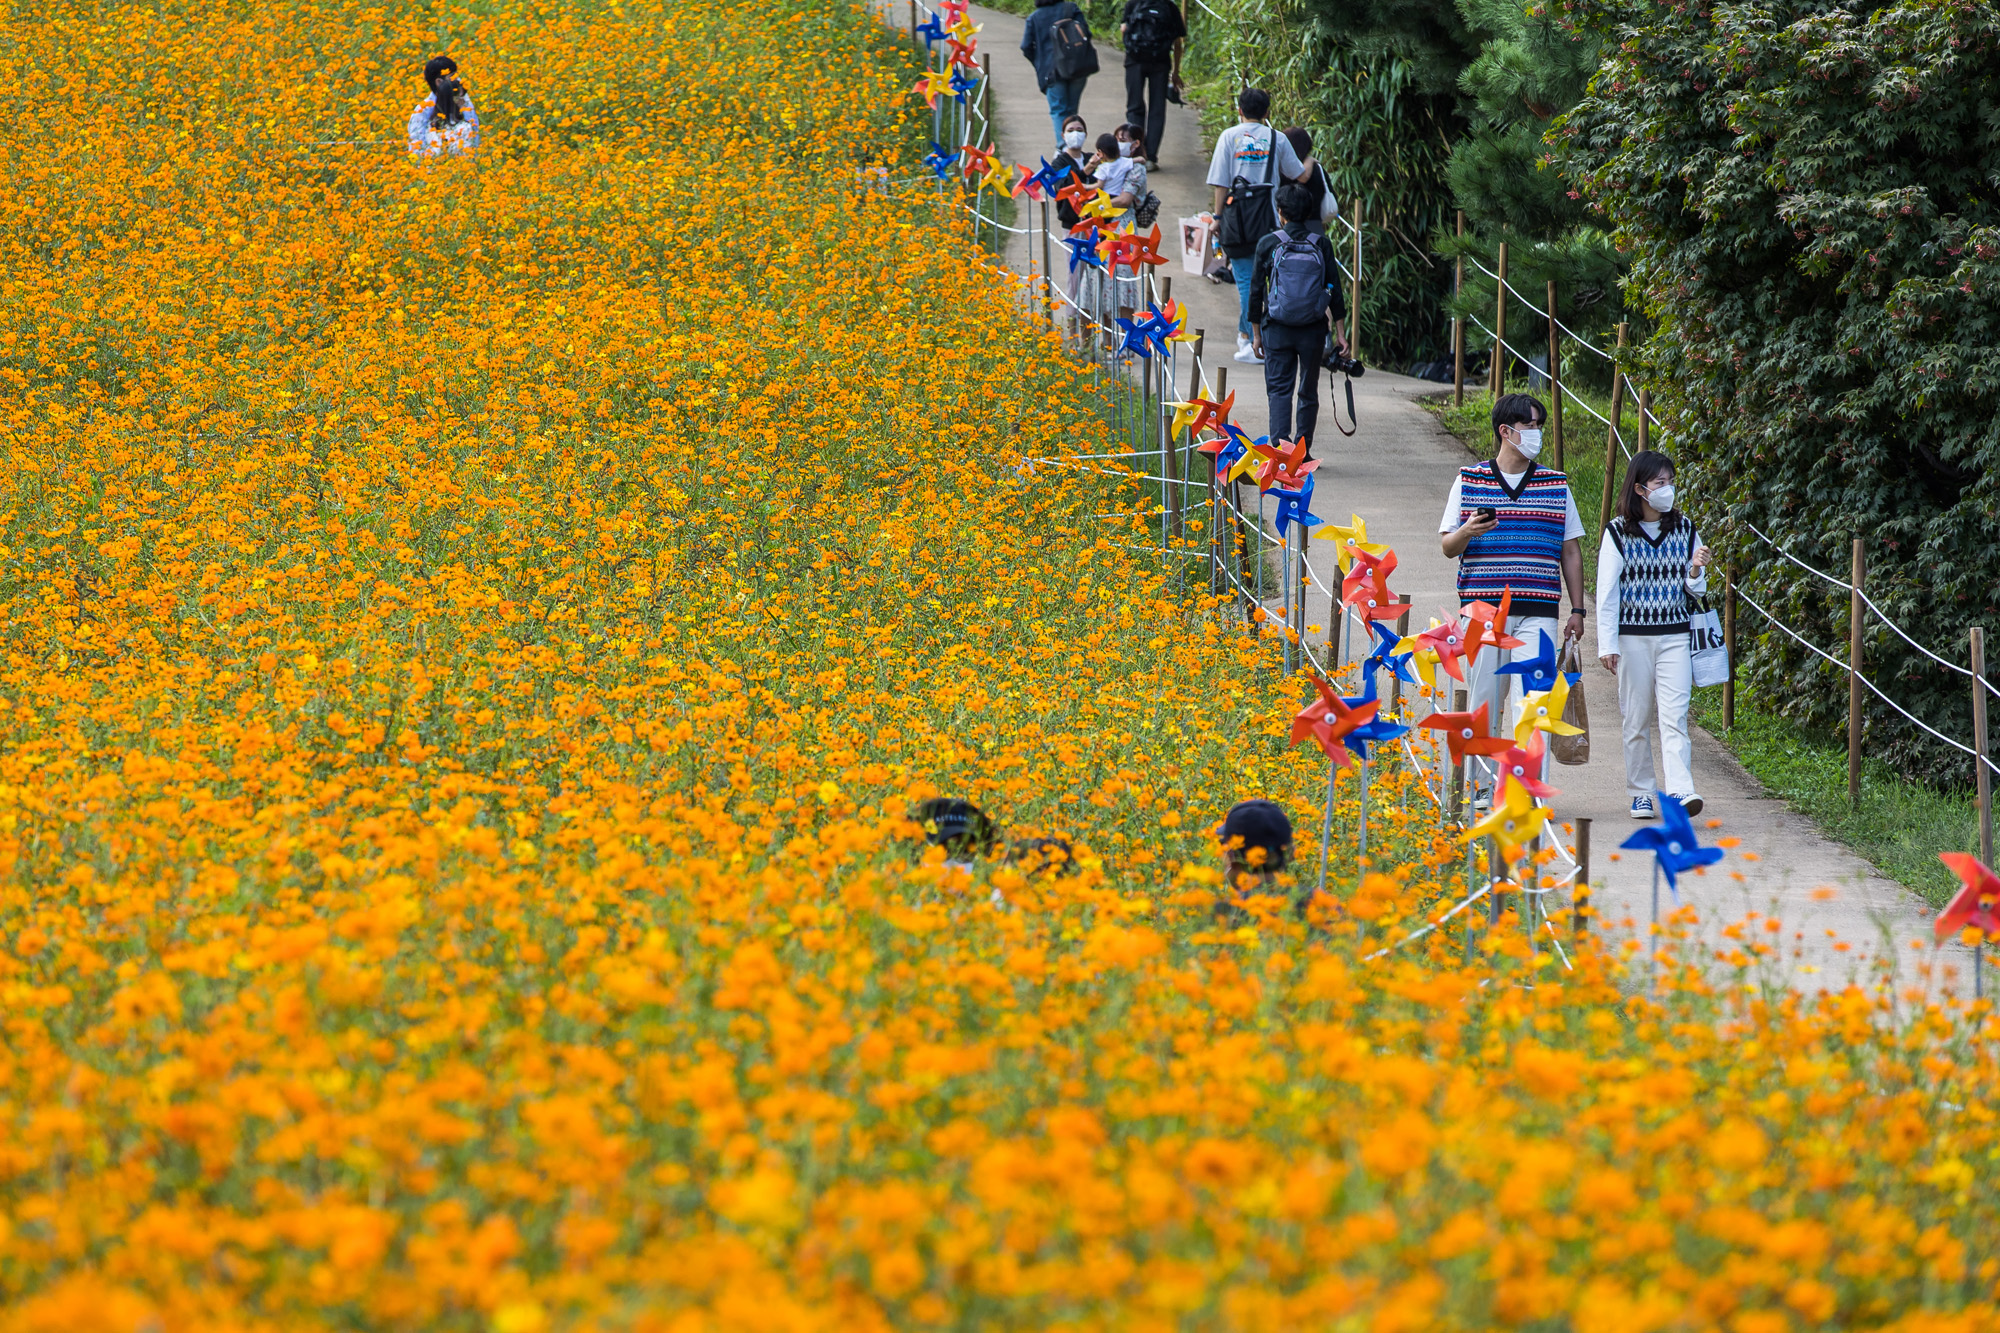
[1558,0,2000,787]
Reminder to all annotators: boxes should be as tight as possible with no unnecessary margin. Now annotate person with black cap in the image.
[1216,798,1293,904]
[913,797,996,869]
[409,54,479,159]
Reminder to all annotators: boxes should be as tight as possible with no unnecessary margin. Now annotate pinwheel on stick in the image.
[1937,853,2000,999]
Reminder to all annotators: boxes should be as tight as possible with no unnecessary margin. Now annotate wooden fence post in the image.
[1973,627,1992,866]
[1849,537,1865,807]
[1598,322,1629,545]
[909,0,918,48]
[1574,817,1592,937]
[1453,212,1465,408]
[1546,280,1563,471]
[1723,563,1737,729]
[1491,242,1508,398]
[1449,687,1468,826]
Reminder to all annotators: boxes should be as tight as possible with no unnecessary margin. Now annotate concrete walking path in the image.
[960,2,1952,994]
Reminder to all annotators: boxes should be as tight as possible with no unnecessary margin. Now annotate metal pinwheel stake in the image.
[1289,679,1375,892]
[1936,853,2000,1000]
[1342,674,1409,863]
[1621,792,1725,990]
[1267,476,1320,674]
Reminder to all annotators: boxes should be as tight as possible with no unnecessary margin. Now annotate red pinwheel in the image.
[959,143,996,180]
[1418,702,1514,764]
[1415,613,1473,682]
[1127,224,1167,268]
[1252,436,1316,492]
[1342,548,1402,621]
[1290,676,1379,768]
[1491,731,1557,800]
[1186,393,1233,439]
[1011,162,1044,199]
[946,35,978,66]
[1099,231,1141,273]
[1055,178,1098,211]
[939,0,969,20]
[1462,590,1524,657]
[1937,854,2000,942]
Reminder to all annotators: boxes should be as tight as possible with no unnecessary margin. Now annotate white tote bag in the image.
[1689,597,1729,687]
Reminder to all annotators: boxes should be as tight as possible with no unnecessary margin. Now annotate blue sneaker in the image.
[1630,796,1656,820]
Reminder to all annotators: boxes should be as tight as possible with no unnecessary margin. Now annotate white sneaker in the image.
[1471,783,1492,812]
[1672,793,1704,817]
[1630,795,1656,820]
[1233,336,1257,363]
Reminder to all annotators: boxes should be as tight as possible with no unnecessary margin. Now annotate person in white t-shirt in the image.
[1202,88,1310,363]
[1438,394,1587,804]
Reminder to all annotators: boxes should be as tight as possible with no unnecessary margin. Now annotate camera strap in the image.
[1329,374,1358,437]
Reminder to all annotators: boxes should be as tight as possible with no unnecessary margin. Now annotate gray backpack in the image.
[1264,228,1329,326]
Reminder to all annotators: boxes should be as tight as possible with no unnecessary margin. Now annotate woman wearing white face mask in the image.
[1440,393,1588,807]
[1596,450,1713,819]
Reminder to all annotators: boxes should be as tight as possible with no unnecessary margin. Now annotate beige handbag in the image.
[1551,641,1590,767]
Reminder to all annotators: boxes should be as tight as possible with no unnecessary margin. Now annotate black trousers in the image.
[1262,321,1325,449]
[1123,62,1171,161]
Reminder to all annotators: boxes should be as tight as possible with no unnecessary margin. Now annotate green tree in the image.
[1559,0,2000,785]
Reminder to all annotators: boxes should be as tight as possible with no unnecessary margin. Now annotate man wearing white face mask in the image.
[1439,393,1587,805]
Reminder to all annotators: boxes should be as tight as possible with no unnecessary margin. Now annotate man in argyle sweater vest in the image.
[1438,394,1588,800]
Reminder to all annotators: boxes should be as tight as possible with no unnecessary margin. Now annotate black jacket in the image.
[1021,0,1091,93]
[1248,228,1347,329]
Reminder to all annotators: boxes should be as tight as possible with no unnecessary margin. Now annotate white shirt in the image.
[1438,469,1584,539]
[1206,122,1305,190]
[1594,519,1709,657]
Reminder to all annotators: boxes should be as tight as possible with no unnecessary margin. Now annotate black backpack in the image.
[1217,128,1279,259]
[1125,0,1175,64]
[1050,4,1100,80]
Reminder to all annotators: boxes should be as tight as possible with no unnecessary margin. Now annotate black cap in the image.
[423,55,458,89]
[1218,799,1292,870]
[913,797,996,859]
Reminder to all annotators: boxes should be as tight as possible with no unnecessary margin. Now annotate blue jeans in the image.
[1045,77,1087,145]
[1230,254,1258,338]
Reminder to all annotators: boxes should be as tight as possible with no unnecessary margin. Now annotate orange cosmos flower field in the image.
[0,0,1998,1329]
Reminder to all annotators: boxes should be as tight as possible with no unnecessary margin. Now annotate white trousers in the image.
[1616,633,1694,799]
[1462,613,1557,788]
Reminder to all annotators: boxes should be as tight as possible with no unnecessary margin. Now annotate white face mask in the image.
[1119,140,1138,157]
[1063,129,1086,150]
[1649,482,1676,512]
[1513,427,1543,459]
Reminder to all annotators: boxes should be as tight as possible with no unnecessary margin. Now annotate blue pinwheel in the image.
[1116,315,1156,359]
[1136,305,1178,355]
[1363,618,1420,686]
[923,141,960,179]
[1030,156,1071,197]
[1620,792,1724,896]
[915,10,947,45]
[1341,675,1409,761]
[1269,474,1322,537]
[1497,628,1560,694]
[949,66,980,103]
[1063,232,1106,273]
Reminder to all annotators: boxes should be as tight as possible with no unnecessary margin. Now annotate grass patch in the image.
[1691,686,1979,909]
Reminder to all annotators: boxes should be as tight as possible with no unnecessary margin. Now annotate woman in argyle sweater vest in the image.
[1595,451,1714,819]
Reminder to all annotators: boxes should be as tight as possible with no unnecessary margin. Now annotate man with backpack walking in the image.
[1022,0,1100,147]
[1249,184,1347,451]
[1119,0,1185,168]
[1206,88,1311,363]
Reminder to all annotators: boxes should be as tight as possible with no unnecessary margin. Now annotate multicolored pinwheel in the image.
[1412,612,1473,683]
[1465,777,1553,856]
[1289,675,1378,768]
[1418,701,1514,765]
[1936,854,2000,942]
[1252,436,1316,492]
[1514,672,1584,747]
[1173,392,1233,438]
[1619,792,1723,894]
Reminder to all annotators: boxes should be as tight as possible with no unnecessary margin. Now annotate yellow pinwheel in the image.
[1224,442,1262,485]
[1079,190,1120,222]
[1167,399,1203,434]
[1463,776,1552,855]
[1324,512,1392,573]
[947,13,981,41]
[1394,618,1447,691]
[1514,672,1584,746]
[978,155,1010,192]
